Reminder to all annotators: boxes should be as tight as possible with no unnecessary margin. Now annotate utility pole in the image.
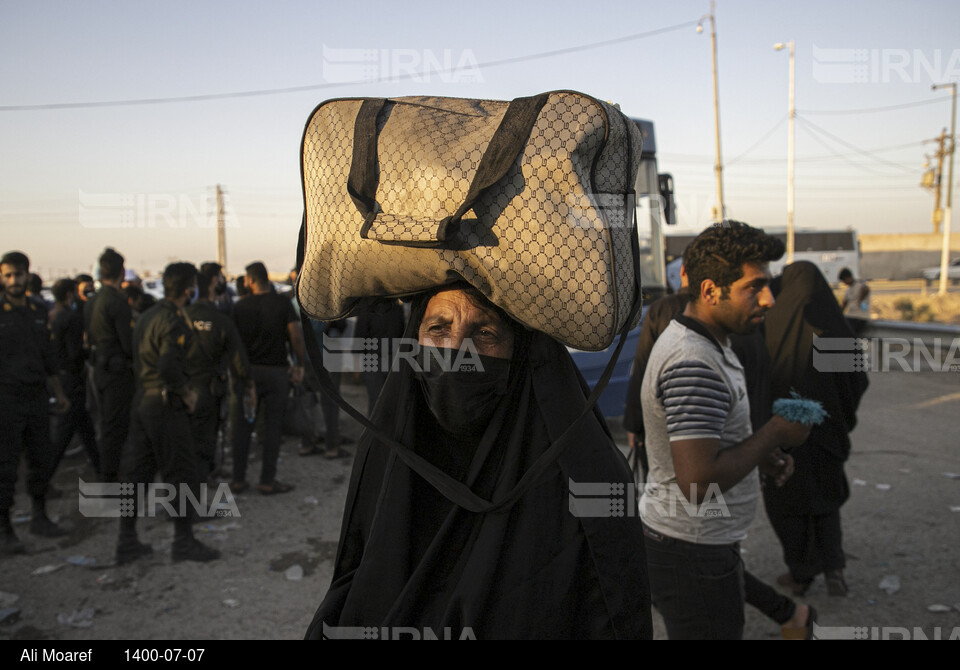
[923,129,947,234]
[698,1,724,222]
[216,184,227,272]
[775,41,796,264]
[932,83,956,296]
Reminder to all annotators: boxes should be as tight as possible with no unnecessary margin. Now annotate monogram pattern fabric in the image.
[299,91,643,351]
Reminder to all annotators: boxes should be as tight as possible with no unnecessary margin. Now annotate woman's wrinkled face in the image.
[418,289,514,359]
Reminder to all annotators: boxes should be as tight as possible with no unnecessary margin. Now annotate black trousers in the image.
[52,372,99,473]
[95,369,134,481]
[189,381,223,481]
[768,510,846,582]
[232,365,288,485]
[644,524,798,637]
[318,371,343,442]
[744,570,796,625]
[0,386,57,513]
[120,390,201,521]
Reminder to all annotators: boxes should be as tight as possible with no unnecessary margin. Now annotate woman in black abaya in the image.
[305,284,653,639]
[764,262,869,597]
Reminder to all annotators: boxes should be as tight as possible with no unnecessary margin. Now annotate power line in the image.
[726,114,788,165]
[796,116,917,174]
[800,95,953,116]
[665,140,926,165]
[0,21,700,112]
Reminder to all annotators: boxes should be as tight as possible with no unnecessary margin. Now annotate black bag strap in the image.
[348,93,551,245]
[298,296,638,514]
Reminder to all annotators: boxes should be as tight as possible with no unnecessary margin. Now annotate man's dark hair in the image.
[235,275,251,298]
[52,278,77,303]
[684,221,784,301]
[27,273,43,295]
[162,262,198,299]
[74,273,94,284]
[838,267,853,282]
[198,262,222,299]
[0,251,30,271]
[99,247,125,281]
[245,261,269,287]
[123,284,144,302]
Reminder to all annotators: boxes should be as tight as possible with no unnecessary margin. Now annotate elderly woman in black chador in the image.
[305,283,652,640]
[764,261,869,597]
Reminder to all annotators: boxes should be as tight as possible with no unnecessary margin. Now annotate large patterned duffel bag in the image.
[297,90,643,351]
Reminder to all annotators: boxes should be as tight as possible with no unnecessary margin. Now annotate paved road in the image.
[1,370,958,641]
[720,368,960,639]
[867,279,960,295]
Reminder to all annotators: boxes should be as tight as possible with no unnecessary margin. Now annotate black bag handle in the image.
[348,93,551,245]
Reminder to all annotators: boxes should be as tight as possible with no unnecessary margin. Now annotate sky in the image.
[2,0,959,279]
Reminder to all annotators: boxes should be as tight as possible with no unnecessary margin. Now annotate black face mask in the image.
[413,347,512,437]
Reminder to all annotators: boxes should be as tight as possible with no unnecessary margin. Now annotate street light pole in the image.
[698,1,724,222]
[932,82,956,296]
[775,41,796,264]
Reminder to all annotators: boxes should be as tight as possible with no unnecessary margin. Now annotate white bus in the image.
[664,228,861,286]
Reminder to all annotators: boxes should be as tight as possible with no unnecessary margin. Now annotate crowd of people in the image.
[2,220,869,639]
[1,247,394,564]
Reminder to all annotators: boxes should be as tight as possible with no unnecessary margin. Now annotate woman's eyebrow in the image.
[421,313,453,326]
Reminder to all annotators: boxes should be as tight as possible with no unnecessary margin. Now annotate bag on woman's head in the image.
[297,90,644,351]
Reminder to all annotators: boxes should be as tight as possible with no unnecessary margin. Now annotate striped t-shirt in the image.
[638,316,759,544]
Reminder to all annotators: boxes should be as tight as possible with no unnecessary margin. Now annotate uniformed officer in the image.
[186,262,255,483]
[1,251,71,555]
[116,262,220,564]
[49,278,100,475]
[84,247,135,482]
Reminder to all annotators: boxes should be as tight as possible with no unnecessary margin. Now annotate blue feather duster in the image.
[772,390,829,426]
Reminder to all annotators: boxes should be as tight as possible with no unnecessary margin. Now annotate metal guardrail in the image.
[861,318,960,339]
[859,319,960,372]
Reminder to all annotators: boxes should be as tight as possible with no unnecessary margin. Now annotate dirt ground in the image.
[869,292,960,325]
[1,368,958,641]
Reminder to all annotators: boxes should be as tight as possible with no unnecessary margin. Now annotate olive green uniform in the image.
[84,284,134,481]
[185,299,251,480]
[122,300,199,524]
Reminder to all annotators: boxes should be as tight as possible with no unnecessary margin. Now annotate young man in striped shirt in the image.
[639,221,811,639]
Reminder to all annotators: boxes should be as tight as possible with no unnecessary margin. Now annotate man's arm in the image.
[657,358,809,503]
[222,319,252,386]
[671,417,808,503]
[47,374,70,414]
[286,321,305,385]
[112,298,135,358]
[157,319,195,410]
